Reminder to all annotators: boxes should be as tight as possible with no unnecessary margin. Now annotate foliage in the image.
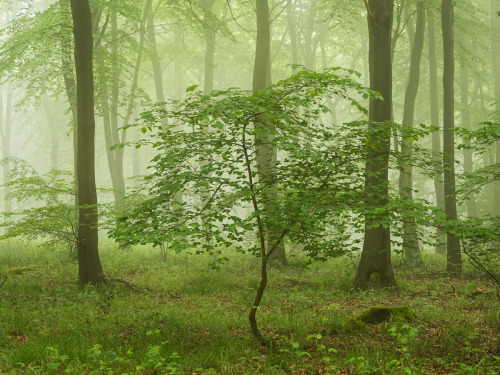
[0,157,78,252]
[111,67,385,262]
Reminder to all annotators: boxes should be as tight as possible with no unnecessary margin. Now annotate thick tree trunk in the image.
[460,66,477,217]
[354,0,397,289]
[399,1,424,266]
[427,7,446,254]
[441,0,461,276]
[492,0,500,216]
[70,0,104,286]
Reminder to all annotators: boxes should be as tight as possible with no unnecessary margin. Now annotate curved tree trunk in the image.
[354,0,397,289]
[70,0,104,286]
[441,0,461,276]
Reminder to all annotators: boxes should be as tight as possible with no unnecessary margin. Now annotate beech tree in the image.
[253,0,288,266]
[70,0,104,286]
[442,0,462,275]
[354,0,397,289]
[398,1,425,266]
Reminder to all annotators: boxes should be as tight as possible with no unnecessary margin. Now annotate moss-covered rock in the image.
[355,305,416,324]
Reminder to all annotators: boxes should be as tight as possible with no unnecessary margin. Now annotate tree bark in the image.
[354,0,397,289]
[70,0,104,286]
[399,1,425,266]
[427,6,446,254]
[441,0,461,276]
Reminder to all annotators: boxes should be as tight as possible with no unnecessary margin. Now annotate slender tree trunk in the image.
[441,0,461,276]
[201,0,216,95]
[0,88,12,217]
[249,0,287,346]
[287,0,299,73]
[302,0,317,69]
[70,0,104,286]
[427,7,446,254]
[354,0,397,289]
[59,0,78,207]
[42,98,59,171]
[146,0,167,106]
[492,0,500,216]
[460,66,477,217]
[399,1,424,266]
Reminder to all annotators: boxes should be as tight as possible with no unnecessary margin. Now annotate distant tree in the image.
[70,0,104,286]
[399,1,425,266]
[427,4,446,254]
[442,0,462,276]
[253,0,288,266]
[354,0,397,289]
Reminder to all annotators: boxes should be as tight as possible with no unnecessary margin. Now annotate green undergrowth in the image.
[0,240,498,374]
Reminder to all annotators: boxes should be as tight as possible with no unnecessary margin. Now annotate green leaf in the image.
[213,121,224,129]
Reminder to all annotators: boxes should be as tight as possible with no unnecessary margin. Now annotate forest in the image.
[0,0,499,373]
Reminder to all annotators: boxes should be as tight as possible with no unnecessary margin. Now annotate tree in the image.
[442,0,461,276]
[354,0,397,289]
[427,4,446,254]
[253,0,288,266]
[70,0,104,286]
[460,66,478,217]
[110,68,379,346]
[398,1,425,266]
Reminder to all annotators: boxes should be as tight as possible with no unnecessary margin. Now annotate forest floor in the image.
[0,240,498,374]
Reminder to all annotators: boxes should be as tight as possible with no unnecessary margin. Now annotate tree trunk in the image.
[201,0,216,95]
[492,0,500,216]
[354,0,397,289]
[460,66,477,217]
[427,6,446,254]
[253,0,287,267]
[59,0,78,208]
[399,1,424,266]
[302,0,317,70]
[70,0,104,286]
[0,88,12,218]
[441,0,461,276]
[287,0,299,73]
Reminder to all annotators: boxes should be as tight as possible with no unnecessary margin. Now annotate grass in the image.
[0,240,498,374]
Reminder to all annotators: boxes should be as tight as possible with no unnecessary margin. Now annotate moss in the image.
[343,317,368,333]
[355,305,416,324]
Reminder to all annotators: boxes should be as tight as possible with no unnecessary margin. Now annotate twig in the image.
[0,275,7,290]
